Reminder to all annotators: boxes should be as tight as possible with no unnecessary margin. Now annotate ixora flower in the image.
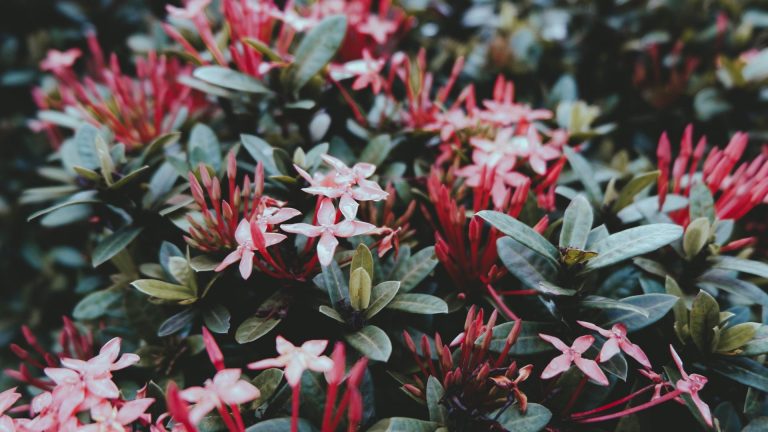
[0,388,21,430]
[330,49,386,94]
[539,334,609,386]
[248,336,334,387]
[281,198,376,266]
[670,345,712,426]
[215,218,288,279]
[577,321,652,368]
[44,337,139,421]
[40,48,82,74]
[296,155,388,220]
[79,398,155,432]
[180,369,260,424]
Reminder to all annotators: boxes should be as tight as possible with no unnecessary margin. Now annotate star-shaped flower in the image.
[539,334,609,386]
[281,198,375,266]
[248,336,334,387]
[577,321,651,368]
[180,369,260,424]
[669,345,712,427]
[40,49,82,74]
[215,219,287,279]
[80,398,155,432]
[358,15,398,44]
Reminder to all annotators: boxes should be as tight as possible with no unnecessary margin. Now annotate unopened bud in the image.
[349,268,372,311]
[683,217,711,259]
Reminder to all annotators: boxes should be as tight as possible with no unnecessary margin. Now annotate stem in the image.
[574,390,682,424]
[571,385,655,419]
[561,376,588,416]
[486,284,519,320]
[291,382,301,432]
[321,381,339,432]
[497,289,539,296]
[229,404,245,431]
[216,404,238,432]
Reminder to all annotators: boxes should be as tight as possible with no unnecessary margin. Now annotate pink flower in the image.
[479,76,553,126]
[331,50,386,94]
[358,15,398,44]
[248,336,334,387]
[539,334,609,386]
[669,345,712,427]
[281,198,375,266]
[166,0,211,20]
[215,218,288,279]
[297,155,388,220]
[0,388,21,431]
[40,48,82,74]
[45,338,139,421]
[80,398,155,432]
[577,321,651,368]
[180,369,260,424]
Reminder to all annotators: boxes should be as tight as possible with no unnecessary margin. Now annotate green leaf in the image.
[241,134,279,176]
[713,256,768,280]
[426,377,448,424]
[563,146,603,204]
[360,135,395,166]
[203,304,231,334]
[287,15,347,91]
[319,305,345,323]
[92,226,143,267]
[492,403,552,432]
[349,267,372,310]
[316,261,349,308]
[714,402,742,432]
[597,294,678,332]
[193,66,271,93]
[487,321,557,355]
[246,418,316,432]
[697,273,768,307]
[559,195,593,249]
[709,357,768,393]
[131,279,197,301]
[612,170,660,212]
[158,308,197,337]
[73,289,122,320]
[391,246,438,292]
[236,315,281,344]
[28,199,101,221]
[689,182,715,224]
[689,290,720,352]
[497,237,549,291]
[345,325,392,362]
[73,123,100,170]
[251,368,284,408]
[351,243,374,281]
[743,418,768,432]
[683,217,710,259]
[364,281,400,319]
[367,418,440,432]
[387,294,448,315]
[188,124,222,172]
[717,323,759,352]
[742,325,768,356]
[537,281,577,296]
[477,211,559,264]
[586,224,682,270]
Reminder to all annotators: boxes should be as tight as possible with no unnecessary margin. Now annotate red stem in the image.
[291,382,301,432]
[574,390,682,424]
[571,384,655,419]
[486,284,519,320]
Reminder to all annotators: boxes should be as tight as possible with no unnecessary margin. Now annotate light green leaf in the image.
[559,194,593,249]
[194,66,271,93]
[241,134,279,176]
[586,224,682,270]
[387,294,448,315]
[364,281,400,319]
[689,181,715,224]
[492,403,552,432]
[367,418,440,432]
[581,296,649,317]
[131,279,197,301]
[236,315,281,344]
[713,256,768,280]
[497,237,549,291]
[597,294,678,332]
[188,123,222,172]
[689,290,720,352]
[345,325,392,362]
[717,323,760,352]
[564,146,602,204]
[73,289,122,320]
[612,170,660,212]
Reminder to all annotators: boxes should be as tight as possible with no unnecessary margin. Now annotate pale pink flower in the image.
[166,0,211,20]
[425,109,477,141]
[330,50,386,94]
[479,77,553,126]
[45,338,139,421]
[577,321,651,368]
[215,219,288,279]
[539,334,609,386]
[180,369,260,424]
[281,198,376,266]
[0,388,21,432]
[670,345,712,426]
[248,336,334,387]
[297,155,388,220]
[79,398,155,432]
[358,15,398,44]
[40,49,82,73]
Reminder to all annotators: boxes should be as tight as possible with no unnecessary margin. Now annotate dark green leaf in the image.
[367,418,440,432]
[709,357,768,392]
[597,294,678,332]
[364,281,400,319]
[564,146,603,204]
[587,224,682,270]
[236,315,281,344]
[426,377,448,424]
[559,195,593,249]
[477,211,559,264]
[203,304,231,334]
[287,15,347,90]
[158,308,197,337]
[73,289,122,320]
[689,290,720,352]
[612,171,660,212]
[387,294,448,314]
[391,246,438,292]
[131,279,197,301]
[245,418,316,432]
[689,182,715,224]
[492,403,552,432]
[92,226,143,267]
[194,66,271,93]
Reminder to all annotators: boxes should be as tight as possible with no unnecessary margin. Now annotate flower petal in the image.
[571,335,595,354]
[599,338,621,362]
[574,358,609,386]
[541,353,572,379]
[538,334,569,352]
[281,223,323,237]
[317,231,339,266]
[239,248,254,279]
